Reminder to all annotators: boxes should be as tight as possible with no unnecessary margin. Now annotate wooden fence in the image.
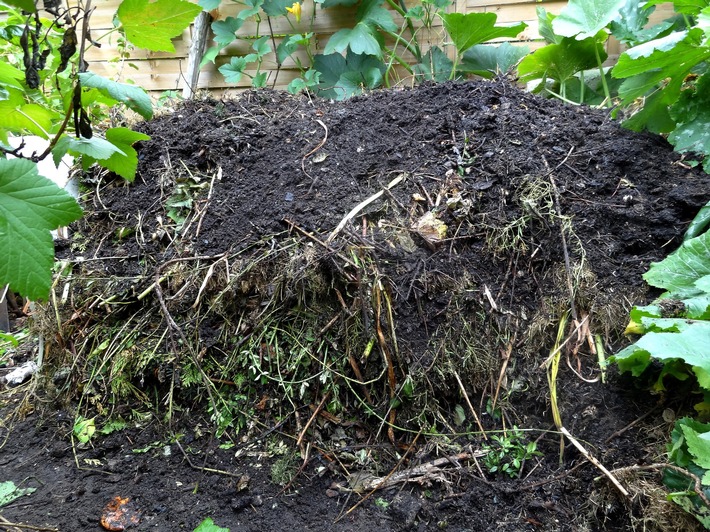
[83,0,573,94]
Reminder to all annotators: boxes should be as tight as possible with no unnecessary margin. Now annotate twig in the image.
[453,371,487,438]
[604,406,661,444]
[174,440,243,478]
[302,119,328,192]
[336,431,423,522]
[327,173,407,243]
[0,513,58,531]
[282,218,358,270]
[492,334,515,412]
[560,426,629,498]
[610,463,710,508]
[194,166,221,238]
[296,393,329,447]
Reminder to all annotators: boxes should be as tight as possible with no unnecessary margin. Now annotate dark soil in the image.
[2,78,709,531]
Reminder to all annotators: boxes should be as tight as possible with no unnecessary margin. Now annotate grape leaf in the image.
[0,159,83,301]
[117,0,203,52]
[79,72,152,120]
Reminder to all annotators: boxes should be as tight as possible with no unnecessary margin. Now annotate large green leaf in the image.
[537,7,561,45]
[117,0,203,52]
[313,52,385,100]
[79,72,152,120]
[460,42,529,78]
[53,136,126,166]
[0,0,35,11]
[198,0,221,9]
[412,46,453,82]
[262,0,292,17]
[82,128,151,182]
[0,89,58,138]
[0,159,83,301]
[357,0,397,32]
[0,61,24,91]
[552,0,626,40]
[613,30,710,97]
[440,12,526,55]
[325,23,383,58]
[518,37,603,85]
[668,72,710,170]
[644,230,710,296]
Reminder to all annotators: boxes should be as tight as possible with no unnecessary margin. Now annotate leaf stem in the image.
[594,44,611,107]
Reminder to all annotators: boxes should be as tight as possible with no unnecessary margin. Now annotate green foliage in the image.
[0,481,36,508]
[117,0,203,52]
[73,415,97,444]
[206,0,526,98]
[0,0,199,299]
[0,159,82,300]
[194,517,230,532]
[482,427,541,478]
[520,0,710,168]
[78,73,153,120]
[551,0,626,40]
[611,230,710,389]
[665,418,710,527]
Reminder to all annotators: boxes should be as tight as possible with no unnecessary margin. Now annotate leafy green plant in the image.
[518,1,627,105]
[0,0,200,300]
[665,417,710,527]
[482,426,541,478]
[611,209,710,524]
[520,0,710,169]
[611,229,710,394]
[611,0,710,170]
[73,415,96,444]
[203,0,528,98]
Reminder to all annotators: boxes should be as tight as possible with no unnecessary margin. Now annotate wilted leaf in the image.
[0,481,36,507]
[100,496,142,531]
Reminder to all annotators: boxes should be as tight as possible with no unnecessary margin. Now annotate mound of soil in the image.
[2,78,708,531]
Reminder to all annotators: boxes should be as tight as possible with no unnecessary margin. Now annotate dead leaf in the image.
[100,496,141,531]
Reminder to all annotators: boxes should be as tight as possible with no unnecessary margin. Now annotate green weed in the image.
[482,427,541,478]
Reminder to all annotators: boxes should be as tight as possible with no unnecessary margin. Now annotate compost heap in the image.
[49,78,707,441]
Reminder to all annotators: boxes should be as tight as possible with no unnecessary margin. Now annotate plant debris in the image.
[3,78,709,530]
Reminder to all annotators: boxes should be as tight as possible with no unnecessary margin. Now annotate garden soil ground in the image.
[2,78,710,531]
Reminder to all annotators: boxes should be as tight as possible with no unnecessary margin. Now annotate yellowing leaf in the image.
[117,0,203,52]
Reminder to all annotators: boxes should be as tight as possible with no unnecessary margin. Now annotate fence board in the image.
[3,1,683,93]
